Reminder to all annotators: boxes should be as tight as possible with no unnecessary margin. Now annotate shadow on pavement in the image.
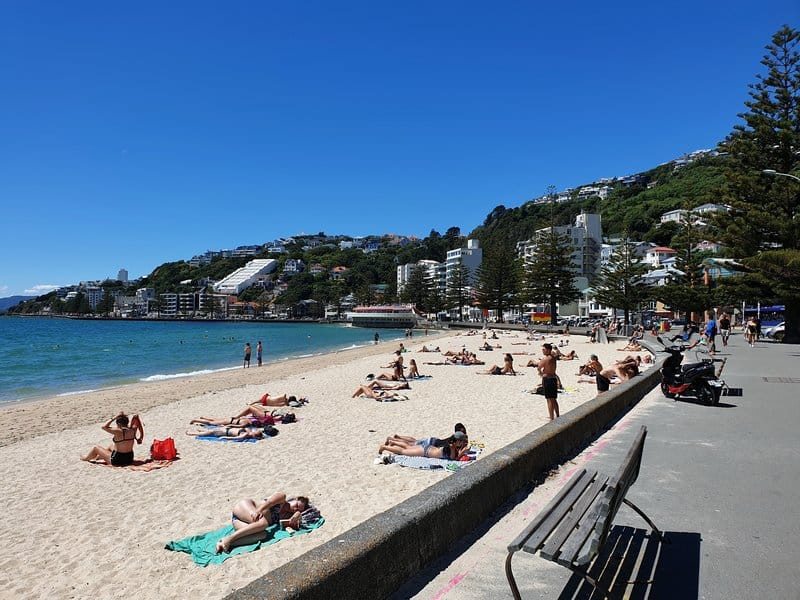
[558,527,701,600]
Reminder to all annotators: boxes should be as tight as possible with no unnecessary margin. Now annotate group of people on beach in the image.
[378,422,471,461]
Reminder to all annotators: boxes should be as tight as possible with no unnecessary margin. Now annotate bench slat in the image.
[508,469,591,552]
[521,470,600,555]
[556,486,615,567]
[539,473,610,561]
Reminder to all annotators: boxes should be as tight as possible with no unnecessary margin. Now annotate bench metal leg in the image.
[505,551,523,600]
[622,498,664,542]
[566,564,614,600]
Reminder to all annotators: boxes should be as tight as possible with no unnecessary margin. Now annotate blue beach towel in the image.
[165,519,324,566]
[389,446,481,471]
[196,435,261,443]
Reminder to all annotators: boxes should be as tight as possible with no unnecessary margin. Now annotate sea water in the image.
[0,317,406,405]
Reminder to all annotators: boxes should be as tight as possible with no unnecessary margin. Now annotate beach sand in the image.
[0,329,654,599]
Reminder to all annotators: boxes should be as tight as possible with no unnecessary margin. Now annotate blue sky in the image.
[1,2,797,297]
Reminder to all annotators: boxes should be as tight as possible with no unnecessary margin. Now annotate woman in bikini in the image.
[233,394,307,420]
[80,413,144,466]
[185,426,265,440]
[379,431,469,460]
[216,492,310,553]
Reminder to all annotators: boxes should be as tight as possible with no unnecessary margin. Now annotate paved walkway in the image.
[392,332,800,599]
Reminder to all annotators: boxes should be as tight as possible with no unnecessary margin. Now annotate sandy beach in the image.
[0,328,653,599]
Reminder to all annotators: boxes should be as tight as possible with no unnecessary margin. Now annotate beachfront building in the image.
[85,286,104,310]
[214,258,278,295]
[517,213,602,283]
[397,260,446,296]
[445,239,482,288]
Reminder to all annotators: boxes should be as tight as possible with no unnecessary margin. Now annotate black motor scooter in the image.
[656,336,726,405]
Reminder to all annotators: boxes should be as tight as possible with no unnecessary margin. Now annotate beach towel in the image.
[93,458,174,472]
[165,519,325,566]
[196,435,262,442]
[387,446,482,471]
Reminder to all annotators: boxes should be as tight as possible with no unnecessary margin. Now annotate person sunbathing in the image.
[215,493,309,553]
[619,341,642,352]
[418,345,440,352]
[351,383,408,400]
[185,426,265,440]
[190,414,274,427]
[379,431,470,460]
[385,423,467,448]
[247,393,307,409]
[80,413,144,466]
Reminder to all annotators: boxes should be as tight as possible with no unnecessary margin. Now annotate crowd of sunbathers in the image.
[576,353,644,392]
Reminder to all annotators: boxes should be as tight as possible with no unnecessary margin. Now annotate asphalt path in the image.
[392,330,800,599]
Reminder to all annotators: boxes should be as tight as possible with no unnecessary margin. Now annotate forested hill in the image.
[470,155,728,249]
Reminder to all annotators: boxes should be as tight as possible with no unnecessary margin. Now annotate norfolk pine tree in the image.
[475,236,521,322]
[717,25,800,343]
[592,238,650,328]
[522,229,580,325]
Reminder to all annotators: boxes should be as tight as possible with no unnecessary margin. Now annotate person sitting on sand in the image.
[80,413,144,466]
[185,426,266,440]
[406,359,423,379]
[379,431,470,460]
[578,354,603,376]
[385,423,467,448]
[482,353,516,375]
[377,351,406,381]
[215,493,309,554]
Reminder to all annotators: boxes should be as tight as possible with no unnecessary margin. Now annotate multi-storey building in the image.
[445,239,482,290]
[397,260,446,295]
[214,259,278,295]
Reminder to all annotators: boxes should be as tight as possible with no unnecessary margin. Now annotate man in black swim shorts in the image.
[537,344,560,420]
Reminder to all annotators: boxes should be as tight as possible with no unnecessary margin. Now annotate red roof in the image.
[651,246,676,253]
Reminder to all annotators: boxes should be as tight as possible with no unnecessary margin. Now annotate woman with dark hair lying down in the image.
[215,492,310,553]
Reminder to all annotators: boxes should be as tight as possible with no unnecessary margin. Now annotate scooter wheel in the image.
[661,381,676,399]
[697,383,714,405]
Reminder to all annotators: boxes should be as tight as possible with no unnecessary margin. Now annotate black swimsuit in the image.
[111,429,136,466]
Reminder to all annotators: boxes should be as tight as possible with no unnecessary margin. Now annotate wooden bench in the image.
[505,426,662,599]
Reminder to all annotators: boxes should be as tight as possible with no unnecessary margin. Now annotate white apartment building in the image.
[517,213,602,282]
[214,259,278,295]
[446,239,482,289]
[397,260,446,295]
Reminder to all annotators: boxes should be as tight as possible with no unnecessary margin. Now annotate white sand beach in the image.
[0,329,653,599]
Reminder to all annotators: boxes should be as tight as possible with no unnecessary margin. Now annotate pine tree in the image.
[592,239,650,327]
[522,229,580,325]
[717,25,800,343]
[400,265,430,311]
[474,236,521,322]
[446,260,472,321]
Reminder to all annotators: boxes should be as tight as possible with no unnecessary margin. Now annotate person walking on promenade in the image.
[705,315,718,353]
[243,342,251,368]
[537,343,560,421]
[719,313,731,347]
[256,341,263,366]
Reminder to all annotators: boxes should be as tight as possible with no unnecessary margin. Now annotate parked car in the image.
[764,321,785,340]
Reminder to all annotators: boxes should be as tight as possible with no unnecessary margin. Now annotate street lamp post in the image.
[763,169,800,183]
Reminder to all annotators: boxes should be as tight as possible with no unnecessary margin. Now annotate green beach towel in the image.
[165,519,324,566]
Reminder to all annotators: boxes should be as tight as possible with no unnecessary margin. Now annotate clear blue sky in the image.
[1,2,797,297]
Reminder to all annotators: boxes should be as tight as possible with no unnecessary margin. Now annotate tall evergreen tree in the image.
[592,238,650,327]
[446,260,472,321]
[474,236,521,322]
[400,265,430,311]
[717,25,800,342]
[521,229,580,325]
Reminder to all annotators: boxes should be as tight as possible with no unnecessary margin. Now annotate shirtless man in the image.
[578,354,603,376]
[537,343,559,420]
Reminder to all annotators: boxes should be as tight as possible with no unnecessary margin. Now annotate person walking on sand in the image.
[256,341,263,367]
[243,342,251,368]
[537,343,560,420]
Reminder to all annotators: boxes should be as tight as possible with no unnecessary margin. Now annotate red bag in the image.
[150,437,177,461]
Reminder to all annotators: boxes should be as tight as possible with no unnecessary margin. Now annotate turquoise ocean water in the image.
[0,317,405,405]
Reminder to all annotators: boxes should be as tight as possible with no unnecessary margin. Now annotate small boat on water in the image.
[347,305,419,328]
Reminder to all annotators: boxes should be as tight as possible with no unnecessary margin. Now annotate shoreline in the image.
[0,328,654,599]
[0,333,448,447]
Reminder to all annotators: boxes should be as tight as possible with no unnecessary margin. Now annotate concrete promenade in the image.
[394,332,800,599]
